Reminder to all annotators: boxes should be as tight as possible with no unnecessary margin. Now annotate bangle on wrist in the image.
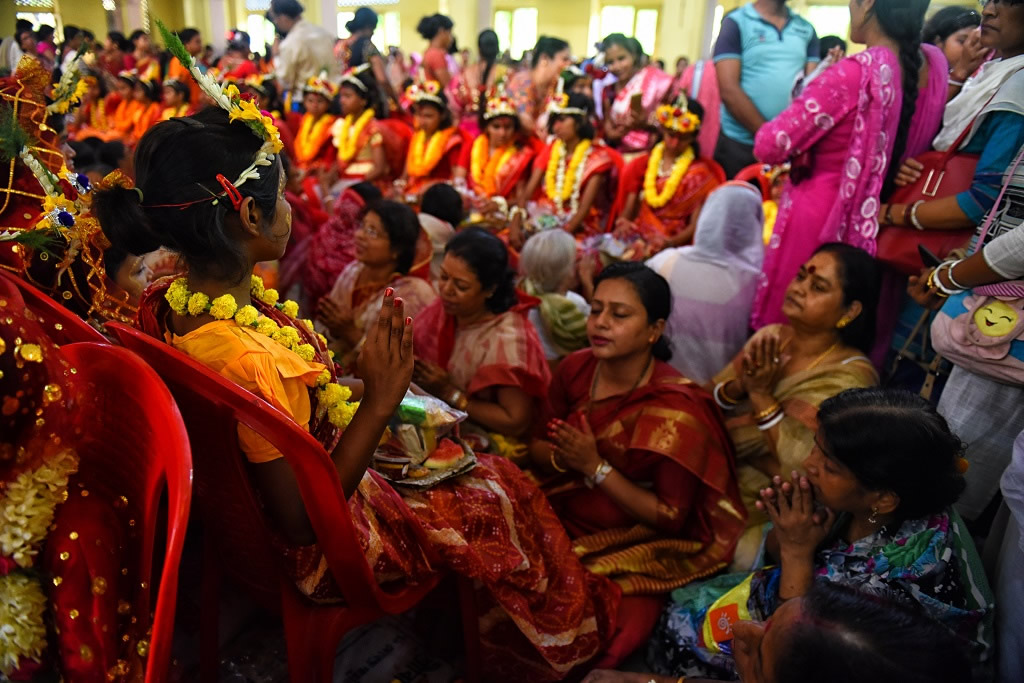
[945,259,968,290]
[753,402,782,422]
[714,381,739,409]
[446,388,469,411]
[882,203,894,225]
[758,410,785,431]
[909,200,926,231]
[926,268,950,298]
[549,452,567,473]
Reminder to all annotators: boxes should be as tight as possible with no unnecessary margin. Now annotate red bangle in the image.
[901,203,913,227]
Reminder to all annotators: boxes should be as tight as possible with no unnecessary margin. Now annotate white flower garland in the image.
[0,573,48,676]
[554,144,592,218]
[0,449,79,568]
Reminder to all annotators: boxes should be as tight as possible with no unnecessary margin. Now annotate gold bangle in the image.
[753,402,782,422]
[550,452,567,473]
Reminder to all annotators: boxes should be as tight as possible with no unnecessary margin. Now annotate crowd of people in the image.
[1,0,1023,680]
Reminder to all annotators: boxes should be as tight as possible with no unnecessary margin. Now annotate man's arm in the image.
[713,16,767,135]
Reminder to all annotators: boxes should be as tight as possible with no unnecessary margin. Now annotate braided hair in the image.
[875,0,930,199]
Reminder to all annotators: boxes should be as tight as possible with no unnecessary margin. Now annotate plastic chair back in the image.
[105,322,425,612]
[0,270,108,344]
[61,342,193,683]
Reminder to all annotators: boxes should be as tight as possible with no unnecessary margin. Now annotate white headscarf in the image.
[646,182,765,383]
[933,55,1024,151]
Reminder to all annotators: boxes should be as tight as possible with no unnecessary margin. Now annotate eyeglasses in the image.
[357,224,387,240]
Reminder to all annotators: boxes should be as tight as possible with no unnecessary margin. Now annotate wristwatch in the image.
[585,460,613,488]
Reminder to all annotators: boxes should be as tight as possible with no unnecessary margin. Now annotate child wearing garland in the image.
[396,80,465,199]
[289,74,339,174]
[614,96,722,256]
[93,28,618,677]
[509,92,616,247]
[453,84,537,225]
[160,78,192,121]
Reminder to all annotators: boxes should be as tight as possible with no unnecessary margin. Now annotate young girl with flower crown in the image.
[613,96,722,256]
[509,92,616,248]
[453,85,536,224]
[289,74,338,174]
[92,27,618,676]
[396,81,465,198]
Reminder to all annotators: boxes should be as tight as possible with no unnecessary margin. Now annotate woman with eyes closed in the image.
[711,243,880,567]
[530,262,745,668]
[645,388,992,681]
[413,228,551,445]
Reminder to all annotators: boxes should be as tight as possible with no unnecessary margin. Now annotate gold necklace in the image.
[804,341,841,372]
[589,354,654,413]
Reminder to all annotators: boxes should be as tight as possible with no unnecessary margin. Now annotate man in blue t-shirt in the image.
[712,0,819,178]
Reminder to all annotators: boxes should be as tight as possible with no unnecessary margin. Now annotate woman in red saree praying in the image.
[530,262,746,667]
[94,107,617,680]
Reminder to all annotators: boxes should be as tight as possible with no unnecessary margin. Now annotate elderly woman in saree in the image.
[646,182,765,383]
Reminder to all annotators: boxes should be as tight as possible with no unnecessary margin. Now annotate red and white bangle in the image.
[585,460,613,488]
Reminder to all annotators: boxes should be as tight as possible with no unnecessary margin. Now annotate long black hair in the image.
[874,0,930,198]
[444,227,517,314]
[592,262,673,361]
[817,388,966,522]
[478,29,500,88]
[93,107,282,284]
[812,242,880,353]
[776,582,972,683]
[531,36,569,68]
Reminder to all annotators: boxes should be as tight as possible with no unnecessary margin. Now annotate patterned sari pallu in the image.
[137,281,614,680]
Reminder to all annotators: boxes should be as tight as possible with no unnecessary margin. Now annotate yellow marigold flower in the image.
[165,279,191,312]
[316,369,332,386]
[250,274,265,299]
[302,319,315,332]
[295,343,316,362]
[225,83,241,100]
[186,292,210,316]
[328,401,359,429]
[234,305,259,327]
[262,288,280,306]
[281,300,299,318]
[329,350,336,360]
[319,382,349,407]
[209,294,238,320]
[272,326,300,348]
[317,333,328,346]
[255,316,279,337]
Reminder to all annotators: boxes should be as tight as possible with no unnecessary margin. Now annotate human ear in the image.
[649,318,666,344]
[872,490,900,516]
[237,196,264,238]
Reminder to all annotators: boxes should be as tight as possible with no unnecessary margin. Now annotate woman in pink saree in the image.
[750,0,946,329]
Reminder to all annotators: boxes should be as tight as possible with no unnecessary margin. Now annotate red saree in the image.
[533,141,618,237]
[302,188,366,306]
[413,296,551,405]
[621,154,722,243]
[459,136,538,198]
[543,350,746,595]
[136,282,618,680]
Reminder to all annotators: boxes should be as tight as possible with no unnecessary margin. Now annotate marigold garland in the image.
[333,109,375,163]
[407,127,457,177]
[294,113,336,165]
[470,135,515,197]
[165,275,359,430]
[544,139,592,215]
[643,144,695,209]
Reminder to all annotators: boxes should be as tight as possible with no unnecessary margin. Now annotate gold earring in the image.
[837,318,850,329]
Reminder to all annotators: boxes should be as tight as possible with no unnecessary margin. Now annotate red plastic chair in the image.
[733,163,771,199]
[61,342,192,683]
[0,270,108,344]
[105,322,464,683]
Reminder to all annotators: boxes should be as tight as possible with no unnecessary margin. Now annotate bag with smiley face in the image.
[931,291,1024,386]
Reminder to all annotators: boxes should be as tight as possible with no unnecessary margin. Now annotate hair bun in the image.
[92,184,163,256]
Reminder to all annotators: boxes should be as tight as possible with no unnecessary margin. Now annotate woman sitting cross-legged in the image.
[413,228,551,458]
[710,243,880,567]
[646,388,994,681]
[530,262,746,668]
[317,199,436,369]
[93,106,618,680]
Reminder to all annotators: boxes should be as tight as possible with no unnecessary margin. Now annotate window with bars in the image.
[494,8,538,60]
